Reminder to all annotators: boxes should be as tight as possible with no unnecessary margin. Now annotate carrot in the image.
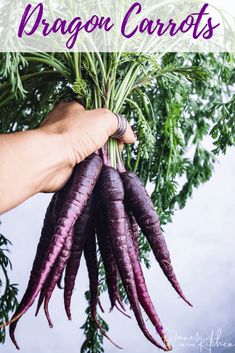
[63,196,94,320]
[7,154,103,337]
[121,171,192,307]
[9,193,56,349]
[100,166,167,351]
[126,212,172,351]
[35,173,75,317]
[35,286,45,318]
[52,168,76,226]
[84,229,98,320]
[35,230,74,325]
[43,227,75,328]
[96,207,127,316]
[57,274,64,289]
[126,209,139,257]
[39,173,79,326]
[84,226,121,349]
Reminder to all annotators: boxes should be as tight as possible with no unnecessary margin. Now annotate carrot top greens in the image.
[0,234,18,344]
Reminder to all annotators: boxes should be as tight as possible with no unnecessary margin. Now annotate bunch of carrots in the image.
[5,144,191,351]
[1,52,193,351]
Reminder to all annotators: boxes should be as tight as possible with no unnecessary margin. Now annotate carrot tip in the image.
[117,297,126,312]
[182,297,193,307]
[13,340,20,350]
[92,314,122,349]
[176,293,193,307]
[114,303,131,319]
[65,309,72,320]
[0,311,23,329]
[98,299,105,313]
[162,336,172,351]
[44,302,54,328]
[10,335,20,350]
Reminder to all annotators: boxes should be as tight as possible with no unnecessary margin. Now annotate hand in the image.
[38,101,135,192]
[40,101,135,166]
[0,101,135,214]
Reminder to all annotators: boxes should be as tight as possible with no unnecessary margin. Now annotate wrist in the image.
[61,130,77,168]
[39,127,76,166]
[36,128,75,192]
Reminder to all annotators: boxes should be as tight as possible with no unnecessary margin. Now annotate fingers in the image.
[41,104,135,155]
[40,101,85,127]
[56,101,85,112]
[120,123,135,144]
[88,108,135,144]
[109,111,135,144]
[40,113,51,127]
[118,142,124,152]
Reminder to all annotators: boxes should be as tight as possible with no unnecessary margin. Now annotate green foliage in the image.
[0,52,234,350]
[210,96,235,154]
[122,53,234,224]
[0,53,28,100]
[81,291,108,353]
[0,232,18,342]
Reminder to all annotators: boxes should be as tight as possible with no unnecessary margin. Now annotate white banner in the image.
[0,0,234,52]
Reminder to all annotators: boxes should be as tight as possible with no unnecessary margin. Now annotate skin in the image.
[0,101,135,214]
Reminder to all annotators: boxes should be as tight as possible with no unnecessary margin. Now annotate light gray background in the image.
[1,149,235,353]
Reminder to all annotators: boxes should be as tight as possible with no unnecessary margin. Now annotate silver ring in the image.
[111,113,128,139]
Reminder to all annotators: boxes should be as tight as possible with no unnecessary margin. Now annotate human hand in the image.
[40,101,135,166]
[0,101,135,214]
[39,101,135,192]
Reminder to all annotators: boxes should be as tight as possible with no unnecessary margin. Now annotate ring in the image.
[111,113,128,139]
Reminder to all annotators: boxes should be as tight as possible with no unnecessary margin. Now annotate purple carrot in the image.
[126,209,139,257]
[35,287,45,318]
[7,154,102,345]
[43,227,75,328]
[126,212,172,351]
[99,166,167,351]
[84,227,121,349]
[52,166,77,226]
[9,193,56,349]
[121,171,192,307]
[35,174,75,316]
[63,196,94,320]
[57,273,64,289]
[96,207,128,317]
